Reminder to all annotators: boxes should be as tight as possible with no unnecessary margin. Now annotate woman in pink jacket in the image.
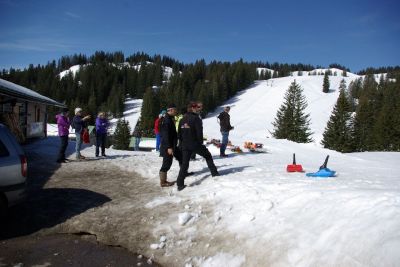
[56,108,71,163]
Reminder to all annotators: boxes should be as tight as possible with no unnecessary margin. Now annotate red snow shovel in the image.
[286,153,304,172]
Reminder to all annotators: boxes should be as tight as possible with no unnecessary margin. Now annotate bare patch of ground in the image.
[1,142,241,267]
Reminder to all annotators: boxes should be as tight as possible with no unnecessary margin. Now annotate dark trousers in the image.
[96,133,107,156]
[160,148,182,172]
[177,145,218,187]
[57,135,68,161]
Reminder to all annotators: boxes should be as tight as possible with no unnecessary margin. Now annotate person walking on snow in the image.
[176,102,219,191]
[72,107,91,160]
[95,112,109,157]
[159,104,181,187]
[155,110,166,151]
[56,107,71,163]
[217,106,234,157]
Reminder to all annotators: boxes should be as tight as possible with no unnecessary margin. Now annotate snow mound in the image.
[178,212,193,225]
[199,253,246,267]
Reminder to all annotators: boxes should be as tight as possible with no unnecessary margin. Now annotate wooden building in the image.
[0,78,65,142]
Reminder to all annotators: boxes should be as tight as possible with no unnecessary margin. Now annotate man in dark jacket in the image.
[72,107,91,160]
[159,104,180,187]
[176,102,219,191]
[217,106,234,157]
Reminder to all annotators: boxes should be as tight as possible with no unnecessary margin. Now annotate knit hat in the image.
[167,103,177,110]
[62,107,69,113]
[74,107,82,115]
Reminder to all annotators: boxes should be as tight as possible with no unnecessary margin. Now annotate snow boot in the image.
[159,171,174,187]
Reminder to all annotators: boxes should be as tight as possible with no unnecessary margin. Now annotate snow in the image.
[178,212,193,225]
[58,64,85,79]
[45,72,400,266]
[88,136,400,266]
[58,62,174,80]
[257,67,276,76]
[204,74,361,144]
[197,253,246,267]
[109,98,142,133]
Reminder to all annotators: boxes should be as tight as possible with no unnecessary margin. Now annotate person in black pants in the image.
[159,104,181,187]
[176,102,219,191]
[95,112,109,157]
[56,108,71,163]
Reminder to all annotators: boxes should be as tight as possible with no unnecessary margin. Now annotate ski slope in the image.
[204,70,360,144]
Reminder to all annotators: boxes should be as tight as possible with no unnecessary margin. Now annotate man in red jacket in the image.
[154,110,166,151]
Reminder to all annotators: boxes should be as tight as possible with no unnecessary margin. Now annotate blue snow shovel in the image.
[306,155,336,177]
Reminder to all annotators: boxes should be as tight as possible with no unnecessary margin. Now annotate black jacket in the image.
[159,114,178,155]
[178,112,203,151]
[72,115,87,134]
[217,111,233,132]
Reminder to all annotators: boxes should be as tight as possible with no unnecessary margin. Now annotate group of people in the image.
[55,102,234,192]
[157,101,234,191]
[56,107,109,163]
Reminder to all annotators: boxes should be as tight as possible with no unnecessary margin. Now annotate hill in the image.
[204,68,361,144]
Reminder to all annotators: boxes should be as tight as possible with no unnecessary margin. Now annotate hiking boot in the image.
[220,154,228,157]
[159,171,174,187]
[186,171,195,177]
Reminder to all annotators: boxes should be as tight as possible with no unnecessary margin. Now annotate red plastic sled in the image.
[286,153,304,172]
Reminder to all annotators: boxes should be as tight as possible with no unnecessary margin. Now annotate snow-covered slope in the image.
[204,72,360,144]
[59,64,86,79]
[109,98,142,133]
[58,62,174,79]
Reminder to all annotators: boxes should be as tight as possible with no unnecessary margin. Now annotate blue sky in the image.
[0,0,399,72]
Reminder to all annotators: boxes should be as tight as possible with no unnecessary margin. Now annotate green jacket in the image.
[175,114,183,132]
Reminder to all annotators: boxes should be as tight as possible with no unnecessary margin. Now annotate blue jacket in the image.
[96,117,108,134]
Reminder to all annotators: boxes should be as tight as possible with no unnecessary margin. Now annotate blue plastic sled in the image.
[306,168,336,178]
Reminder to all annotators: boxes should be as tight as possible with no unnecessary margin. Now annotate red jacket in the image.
[154,117,160,134]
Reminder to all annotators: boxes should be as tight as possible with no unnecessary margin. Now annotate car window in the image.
[0,139,10,157]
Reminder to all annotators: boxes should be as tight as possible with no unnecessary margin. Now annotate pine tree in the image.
[372,79,400,150]
[272,80,313,143]
[323,72,330,93]
[321,82,354,152]
[140,87,159,131]
[113,119,131,150]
